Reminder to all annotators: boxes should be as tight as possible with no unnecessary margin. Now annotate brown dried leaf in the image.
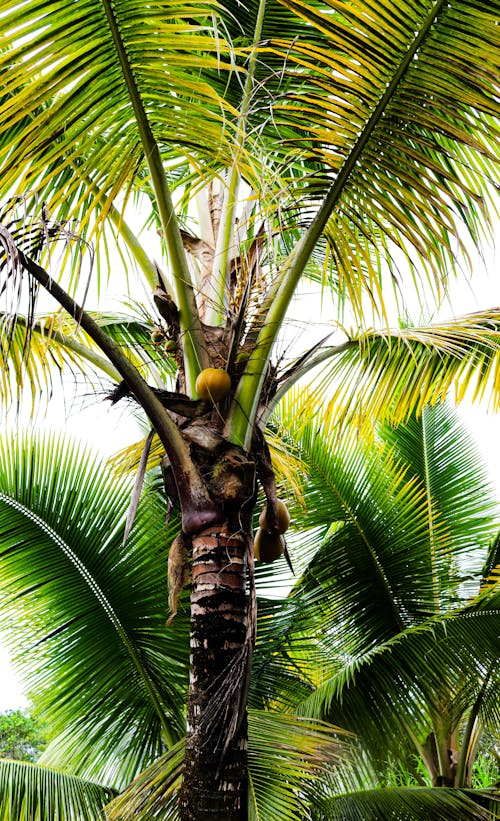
[166,532,192,625]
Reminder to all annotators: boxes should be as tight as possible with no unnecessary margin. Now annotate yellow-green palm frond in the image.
[0,309,179,411]
[227,0,500,445]
[110,435,165,477]
[254,0,500,321]
[0,313,116,411]
[277,311,500,432]
[265,428,306,501]
[0,1,245,231]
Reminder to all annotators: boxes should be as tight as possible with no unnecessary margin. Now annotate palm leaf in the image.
[314,785,500,821]
[105,712,351,821]
[0,314,101,411]
[0,1,240,226]
[2,0,498,309]
[276,397,449,637]
[0,308,178,411]
[294,602,500,775]
[279,312,500,432]
[250,592,321,712]
[270,397,500,768]
[0,759,114,821]
[259,0,500,309]
[379,402,499,605]
[0,430,188,789]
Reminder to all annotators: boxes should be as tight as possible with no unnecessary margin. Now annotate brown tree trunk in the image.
[178,525,250,820]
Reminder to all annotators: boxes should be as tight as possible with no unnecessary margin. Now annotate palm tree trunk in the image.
[178,525,250,820]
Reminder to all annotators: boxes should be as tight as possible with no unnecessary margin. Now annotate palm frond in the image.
[0,1,241,228]
[105,712,351,821]
[0,313,99,411]
[250,593,320,712]
[276,396,448,636]
[0,759,114,821]
[0,307,178,413]
[314,785,500,821]
[258,0,500,317]
[269,397,500,768]
[290,312,500,431]
[0,430,188,789]
[247,712,350,821]
[379,402,499,604]
[296,604,500,769]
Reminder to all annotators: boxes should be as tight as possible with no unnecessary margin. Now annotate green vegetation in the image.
[0,402,499,818]
[0,0,500,817]
[0,709,45,762]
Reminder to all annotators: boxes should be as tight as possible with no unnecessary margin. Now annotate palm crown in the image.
[2,0,500,424]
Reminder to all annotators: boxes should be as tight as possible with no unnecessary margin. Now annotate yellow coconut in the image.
[195,368,231,402]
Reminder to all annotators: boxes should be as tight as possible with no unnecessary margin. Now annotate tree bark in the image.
[178,525,250,820]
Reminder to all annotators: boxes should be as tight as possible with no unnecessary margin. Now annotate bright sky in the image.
[0,648,27,711]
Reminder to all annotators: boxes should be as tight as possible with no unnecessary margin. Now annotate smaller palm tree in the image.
[273,396,500,819]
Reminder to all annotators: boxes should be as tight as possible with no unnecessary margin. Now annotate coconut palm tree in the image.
[0,428,349,820]
[276,395,500,819]
[1,0,500,817]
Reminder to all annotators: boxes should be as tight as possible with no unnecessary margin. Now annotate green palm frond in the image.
[91,310,178,385]
[247,712,350,821]
[252,398,497,724]
[250,593,321,712]
[314,785,500,821]
[379,402,498,602]
[105,712,351,821]
[298,604,500,752]
[277,398,452,634]
[103,739,184,821]
[0,430,188,789]
[0,758,115,821]
[269,397,500,767]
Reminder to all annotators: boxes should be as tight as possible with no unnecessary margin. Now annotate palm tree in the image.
[0,428,349,820]
[1,0,500,817]
[276,395,500,819]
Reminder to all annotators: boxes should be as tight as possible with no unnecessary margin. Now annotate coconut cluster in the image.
[254,500,290,563]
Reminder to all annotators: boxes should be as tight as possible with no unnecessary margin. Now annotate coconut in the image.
[253,527,285,563]
[259,499,291,534]
[195,368,231,402]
